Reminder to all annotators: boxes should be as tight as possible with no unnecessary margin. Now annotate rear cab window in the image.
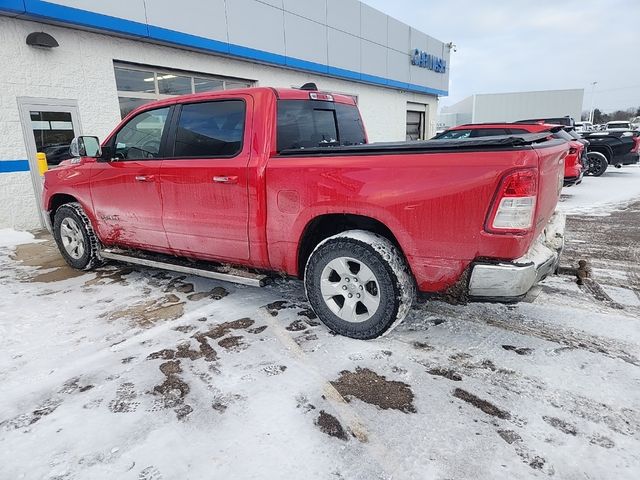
[276,100,366,152]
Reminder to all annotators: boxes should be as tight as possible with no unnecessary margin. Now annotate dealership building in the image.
[0,0,451,230]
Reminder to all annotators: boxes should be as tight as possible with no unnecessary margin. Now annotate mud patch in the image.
[147,342,202,361]
[84,267,134,286]
[248,325,267,334]
[286,319,308,332]
[542,416,577,435]
[589,433,615,448]
[452,388,511,419]
[331,367,416,413]
[263,364,287,376]
[315,410,348,441]
[497,429,522,445]
[427,367,462,382]
[152,360,191,418]
[104,294,185,327]
[187,286,228,301]
[412,341,434,351]
[11,238,84,283]
[264,300,290,316]
[196,317,255,340]
[217,335,247,352]
[0,398,62,430]
[502,345,534,356]
[108,383,139,413]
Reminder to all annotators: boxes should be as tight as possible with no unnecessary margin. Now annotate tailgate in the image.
[532,141,567,237]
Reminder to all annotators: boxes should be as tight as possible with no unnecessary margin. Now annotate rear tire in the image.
[53,202,102,270]
[304,230,415,339]
[587,151,608,177]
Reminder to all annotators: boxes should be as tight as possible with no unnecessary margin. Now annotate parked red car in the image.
[434,123,584,186]
[43,86,568,339]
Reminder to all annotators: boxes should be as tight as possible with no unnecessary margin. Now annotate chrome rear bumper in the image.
[468,212,565,300]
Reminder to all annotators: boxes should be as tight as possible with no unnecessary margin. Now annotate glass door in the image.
[17,98,82,227]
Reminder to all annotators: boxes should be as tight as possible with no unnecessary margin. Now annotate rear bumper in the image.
[468,212,565,301]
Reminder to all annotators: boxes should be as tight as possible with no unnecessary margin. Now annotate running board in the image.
[100,249,268,287]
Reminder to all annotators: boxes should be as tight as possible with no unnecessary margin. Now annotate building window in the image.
[114,63,254,118]
[406,110,425,141]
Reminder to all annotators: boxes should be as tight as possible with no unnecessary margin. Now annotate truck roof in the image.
[121,86,358,121]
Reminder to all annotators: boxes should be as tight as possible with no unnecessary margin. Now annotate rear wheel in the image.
[304,230,415,339]
[53,202,102,270]
[586,151,608,176]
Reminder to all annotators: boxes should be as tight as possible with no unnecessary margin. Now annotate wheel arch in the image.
[296,213,409,279]
[48,193,79,223]
[588,145,613,162]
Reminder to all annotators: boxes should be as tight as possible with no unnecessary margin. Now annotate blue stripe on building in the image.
[1,0,448,97]
[0,160,30,173]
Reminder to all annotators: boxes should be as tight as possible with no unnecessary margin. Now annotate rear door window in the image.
[173,100,245,157]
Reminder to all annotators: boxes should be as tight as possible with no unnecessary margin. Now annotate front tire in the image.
[304,230,415,339]
[53,202,102,270]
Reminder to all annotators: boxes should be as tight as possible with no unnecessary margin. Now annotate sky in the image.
[362,0,640,114]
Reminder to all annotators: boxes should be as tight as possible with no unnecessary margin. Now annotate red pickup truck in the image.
[43,86,567,339]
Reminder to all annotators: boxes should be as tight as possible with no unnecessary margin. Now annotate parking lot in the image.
[1,166,639,480]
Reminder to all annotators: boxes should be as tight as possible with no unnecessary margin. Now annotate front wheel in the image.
[586,151,608,177]
[304,230,415,339]
[53,202,102,270]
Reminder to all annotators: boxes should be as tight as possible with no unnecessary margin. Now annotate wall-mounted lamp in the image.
[26,32,59,49]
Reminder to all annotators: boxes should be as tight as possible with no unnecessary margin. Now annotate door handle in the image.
[135,175,155,182]
[213,175,238,184]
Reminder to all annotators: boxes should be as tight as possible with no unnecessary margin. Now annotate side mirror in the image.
[69,136,102,158]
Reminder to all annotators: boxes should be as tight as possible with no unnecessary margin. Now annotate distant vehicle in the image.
[516,116,574,127]
[433,122,584,186]
[606,121,632,131]
[574,121,593,133]
[580,130,640,171]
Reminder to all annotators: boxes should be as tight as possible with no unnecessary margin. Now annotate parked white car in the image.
[606,121,632,131]
[575,121,594,132]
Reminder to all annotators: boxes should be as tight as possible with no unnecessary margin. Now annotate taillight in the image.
[632,136,640,153]
[486,169,538,234]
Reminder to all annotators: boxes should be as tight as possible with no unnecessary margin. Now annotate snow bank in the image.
[558,165,640,216]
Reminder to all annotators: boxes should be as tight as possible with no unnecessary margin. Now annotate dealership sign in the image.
[411,49,446,73]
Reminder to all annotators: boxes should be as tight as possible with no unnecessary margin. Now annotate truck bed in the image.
[278,133,561,156]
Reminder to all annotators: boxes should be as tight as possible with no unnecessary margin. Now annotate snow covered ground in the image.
[558,164,640,216]
[1,166,640,480]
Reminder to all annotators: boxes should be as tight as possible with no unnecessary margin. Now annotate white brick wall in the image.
[0,16,439,231]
